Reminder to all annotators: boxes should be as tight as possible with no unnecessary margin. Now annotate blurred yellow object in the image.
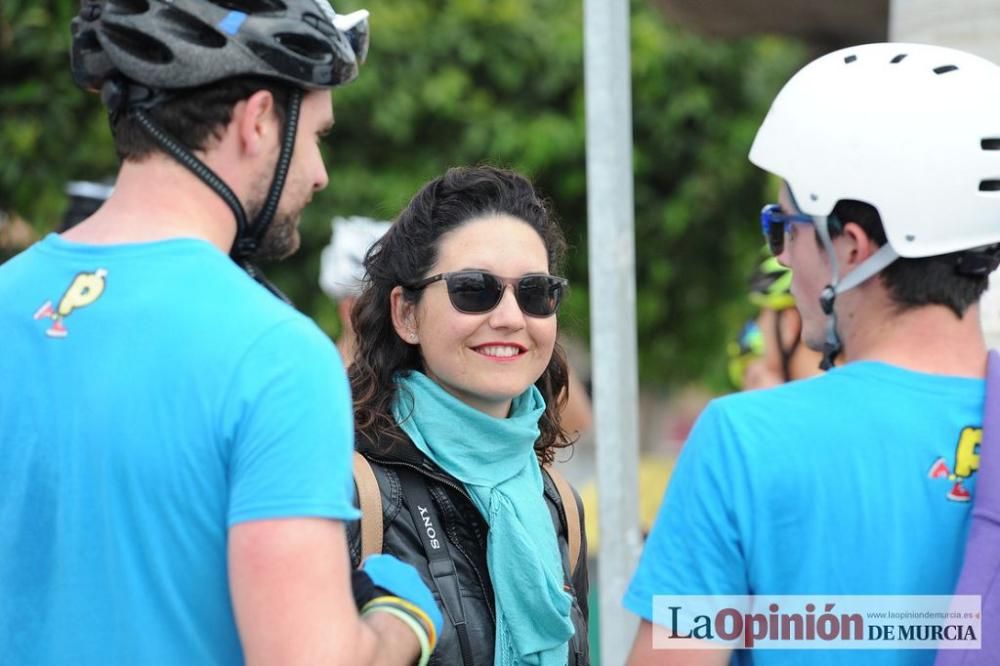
[0,211,38,263]
[579,455,674,552]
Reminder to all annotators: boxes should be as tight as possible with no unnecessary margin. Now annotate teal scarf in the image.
[393,371,574,666]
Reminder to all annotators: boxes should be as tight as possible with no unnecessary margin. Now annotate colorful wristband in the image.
[363,595,438,649]
[362,603,431,666]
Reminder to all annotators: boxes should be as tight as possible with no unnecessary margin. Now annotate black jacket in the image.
[349,431,590,666]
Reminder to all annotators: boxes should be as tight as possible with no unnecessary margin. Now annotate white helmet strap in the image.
[813,215,900,369]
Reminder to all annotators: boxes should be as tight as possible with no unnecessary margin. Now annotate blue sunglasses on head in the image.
[760,203,814,256]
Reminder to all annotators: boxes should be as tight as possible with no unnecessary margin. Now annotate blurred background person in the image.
[740,253,824,389]
[0,209,37,265]
[319,215,391,365]
[59,180,114,232]
[726,318,764,391]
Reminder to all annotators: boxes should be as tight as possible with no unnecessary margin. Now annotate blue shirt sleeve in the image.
[623,401,751,622]
[223,317,360,526]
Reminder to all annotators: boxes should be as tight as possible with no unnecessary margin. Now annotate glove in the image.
[355,553,444,638]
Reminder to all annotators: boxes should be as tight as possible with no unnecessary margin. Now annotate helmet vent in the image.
[978,180,1000,192]
[275,32,332,61]
[934,65,959,75]
[981,139,1000,151]
[74,28,102,54]
[303,12,338,38]
[105,0,149,16]
[159,7,226,49]
[208,0,287,14]
[890,54,907,64]
[844,55,857,64]
[102,23,173,64]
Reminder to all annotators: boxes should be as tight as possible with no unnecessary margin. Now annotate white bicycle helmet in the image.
[750,42,1000,259]
[750,42,1000,367]
[319,216,391,300]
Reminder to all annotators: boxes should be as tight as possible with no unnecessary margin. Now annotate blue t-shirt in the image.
[625,362,984,666]
[0,235,359,665]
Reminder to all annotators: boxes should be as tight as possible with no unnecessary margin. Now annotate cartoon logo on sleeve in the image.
[33,269,108,338]
[928,426,981,502]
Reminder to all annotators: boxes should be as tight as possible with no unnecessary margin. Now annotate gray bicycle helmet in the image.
[68,0,370,297]
[71,0,369,93]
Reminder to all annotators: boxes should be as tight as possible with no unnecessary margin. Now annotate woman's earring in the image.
[409,332,418,342]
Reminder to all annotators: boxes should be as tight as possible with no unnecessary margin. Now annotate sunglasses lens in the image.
[516,276,563,316]
[765,221,785,256]
[446,272,503,313]
[760,205,785,256]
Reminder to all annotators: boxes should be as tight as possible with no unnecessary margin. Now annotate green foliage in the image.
[1,0,118,228]
[0,0,804,388]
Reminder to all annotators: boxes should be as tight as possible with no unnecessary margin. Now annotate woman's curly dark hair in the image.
[349,165,572,464]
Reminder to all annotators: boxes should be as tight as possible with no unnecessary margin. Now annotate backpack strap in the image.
[544,464,581,576]
[352,452,383,561]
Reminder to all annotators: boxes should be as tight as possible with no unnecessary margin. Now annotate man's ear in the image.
[838,221,878,272]
[234,90,278,158]
[390,286,419,344]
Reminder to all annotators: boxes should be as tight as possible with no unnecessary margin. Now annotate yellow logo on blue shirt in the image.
[927,426,981,502]
[33,269,108,338]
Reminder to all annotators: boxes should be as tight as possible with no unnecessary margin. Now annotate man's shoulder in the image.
[685,371,854,465]
[708,370,839,421]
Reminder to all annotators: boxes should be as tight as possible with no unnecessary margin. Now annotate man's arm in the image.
[229,518,419,666]
[627,620,732,666]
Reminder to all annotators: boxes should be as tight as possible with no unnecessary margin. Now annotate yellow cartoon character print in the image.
[928,426,981,502]
[33,269,108,338]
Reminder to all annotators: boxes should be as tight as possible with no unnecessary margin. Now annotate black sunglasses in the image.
[760,203,814,256]
[405,270,568,317]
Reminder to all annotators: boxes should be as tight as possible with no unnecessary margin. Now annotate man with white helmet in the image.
[320,216,391,365]
[0,2,441,665]
[625,42,1000,665]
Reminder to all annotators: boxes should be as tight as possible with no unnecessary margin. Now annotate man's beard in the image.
[253,210,300,262]
[244,174,303,262]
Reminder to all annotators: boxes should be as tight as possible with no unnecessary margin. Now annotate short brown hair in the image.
[111,77,292,161]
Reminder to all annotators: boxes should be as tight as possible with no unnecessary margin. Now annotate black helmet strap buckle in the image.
[103,78,174,127]
[818,284,840,370]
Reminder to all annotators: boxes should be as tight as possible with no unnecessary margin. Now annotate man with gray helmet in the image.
[626,42,1000,665]
[0,2,441,664]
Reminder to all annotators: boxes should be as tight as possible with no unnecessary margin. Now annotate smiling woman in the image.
[347,165,590,665]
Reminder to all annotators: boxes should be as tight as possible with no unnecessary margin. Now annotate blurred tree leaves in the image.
[1,0,119,227]
[0,0,804,388]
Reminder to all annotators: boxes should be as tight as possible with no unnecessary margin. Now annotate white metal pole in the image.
[583,0,643,662]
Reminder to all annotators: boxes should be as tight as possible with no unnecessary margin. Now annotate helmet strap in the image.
[239,260,293,305]
[232,88,303,260]
[812,215,900,370]
[131,106,250,238]
[231,88,303,306]
[129,88,304,304]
